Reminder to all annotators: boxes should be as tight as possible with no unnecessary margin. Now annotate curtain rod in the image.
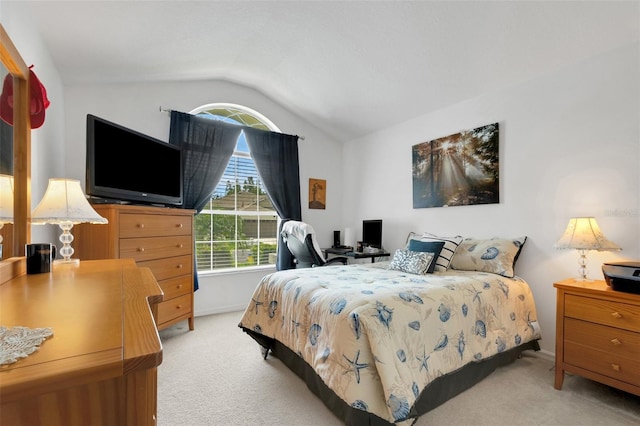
[159,106,305,140]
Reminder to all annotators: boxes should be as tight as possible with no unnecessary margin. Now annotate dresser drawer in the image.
[565,318,640,360]
[565,294,640,333]
[158,293,192,325]
[119,213,192,238]
[137,255,192,281]
[565,341,640,386]
[119,236,192,262]
[159,275,192,300]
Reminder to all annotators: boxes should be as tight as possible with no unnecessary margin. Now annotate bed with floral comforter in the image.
[239,262,541,425]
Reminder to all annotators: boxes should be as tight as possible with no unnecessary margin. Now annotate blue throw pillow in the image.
[408,240,445,273]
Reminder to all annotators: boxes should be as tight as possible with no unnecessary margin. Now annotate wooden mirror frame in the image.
[0,24,30,269]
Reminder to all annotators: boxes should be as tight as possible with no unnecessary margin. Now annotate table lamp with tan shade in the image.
[31,178,108,264]
[554,216,621,281]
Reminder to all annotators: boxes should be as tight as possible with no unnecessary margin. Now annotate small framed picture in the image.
[309,178,326,210]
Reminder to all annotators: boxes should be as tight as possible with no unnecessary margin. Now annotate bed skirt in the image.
[241,327,540,425]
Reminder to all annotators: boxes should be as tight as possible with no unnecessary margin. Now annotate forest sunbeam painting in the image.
[412,123,499,208]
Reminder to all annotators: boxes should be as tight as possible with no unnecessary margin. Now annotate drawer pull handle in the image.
[611,364,621,372]
[611,338,622,346]
[177,284,183,289]
[137,247,145,252]
[611,312,623,319]
[176,305,182,309]
[177,223,183,228]
[177,264,183,269]
[177,244,184,248]
[137,223,145,229]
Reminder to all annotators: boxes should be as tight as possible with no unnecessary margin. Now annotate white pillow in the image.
[406,232,463,272]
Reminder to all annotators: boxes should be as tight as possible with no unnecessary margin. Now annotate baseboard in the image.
[533,348,555,362]
[195,304,246,317]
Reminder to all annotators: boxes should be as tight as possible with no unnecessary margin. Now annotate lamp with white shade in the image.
[0,174,14,259]
[554,216,621,281]
[31,178,108,264]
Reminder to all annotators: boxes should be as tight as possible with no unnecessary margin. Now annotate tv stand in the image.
[75,204,195,331]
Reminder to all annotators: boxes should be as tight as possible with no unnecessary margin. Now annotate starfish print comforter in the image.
[239,263,541,425]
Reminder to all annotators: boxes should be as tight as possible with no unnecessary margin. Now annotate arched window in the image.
[190,103,280,271]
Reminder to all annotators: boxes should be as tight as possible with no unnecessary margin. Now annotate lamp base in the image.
[54,258,80,265]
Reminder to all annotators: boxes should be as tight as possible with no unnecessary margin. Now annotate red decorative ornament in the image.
[0,64,50,129]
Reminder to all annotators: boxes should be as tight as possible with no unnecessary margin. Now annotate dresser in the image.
[0,258,163,426]
[554,279,640,396]
[75,204,195,331]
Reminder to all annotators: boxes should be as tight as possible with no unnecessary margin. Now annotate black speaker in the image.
[333,230,341,248]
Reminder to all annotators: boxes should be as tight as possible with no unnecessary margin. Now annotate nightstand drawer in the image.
[119,235,192,262]
[159,275,192,300]
[119,213,192,238]
[565,341,640,386]
[565,318,640,359]
[137,255,192,281]
[158,293,192,324]
[565,294,640,333]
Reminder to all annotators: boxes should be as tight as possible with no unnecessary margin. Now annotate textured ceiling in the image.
[24,1,640,142]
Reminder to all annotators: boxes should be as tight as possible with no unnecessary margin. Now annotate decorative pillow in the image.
[406,232,463,272]
[450,236,527,278]
[407,240,445,273]
[388,249,435,275]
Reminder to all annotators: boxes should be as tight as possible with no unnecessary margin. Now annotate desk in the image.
[345,251,390,263]
[323,247,352,256]
[324,248,390,263]
[1,258,163,426]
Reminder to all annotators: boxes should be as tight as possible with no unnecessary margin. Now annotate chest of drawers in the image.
[554,279,640,396]
[75,204,195,331]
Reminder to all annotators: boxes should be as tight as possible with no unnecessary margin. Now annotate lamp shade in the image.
[31,178,107,225]
[554,217,620,251]
[0,174,14,223]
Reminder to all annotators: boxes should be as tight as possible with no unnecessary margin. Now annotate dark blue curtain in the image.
[169,111,242,211]
[169,110,243,289]
[244,127,301,271]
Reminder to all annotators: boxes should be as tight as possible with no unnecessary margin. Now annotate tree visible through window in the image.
[191,104,280,271]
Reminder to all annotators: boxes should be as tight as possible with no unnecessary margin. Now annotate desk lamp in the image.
[0,174,14,259]
[554,217,621,281]
[31,178,108,264]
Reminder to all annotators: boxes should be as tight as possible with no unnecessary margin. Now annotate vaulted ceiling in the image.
[25,1,639,142]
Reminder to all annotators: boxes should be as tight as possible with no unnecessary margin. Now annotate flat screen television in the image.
[362,219,383,249]
[86,114,183,207]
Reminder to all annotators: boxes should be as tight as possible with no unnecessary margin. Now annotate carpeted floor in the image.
[158,311,640,426]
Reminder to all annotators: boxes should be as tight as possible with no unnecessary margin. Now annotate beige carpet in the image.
[158,311,640,426]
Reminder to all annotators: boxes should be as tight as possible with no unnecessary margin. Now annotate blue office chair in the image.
[281,221,348,268]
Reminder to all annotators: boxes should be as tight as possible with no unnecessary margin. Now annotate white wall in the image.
[1,1,64,244]
[63,79,344,316]
[342,43,640,355]
[5,1,639,357]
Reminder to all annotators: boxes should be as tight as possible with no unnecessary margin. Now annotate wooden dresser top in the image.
[0,259,163,402]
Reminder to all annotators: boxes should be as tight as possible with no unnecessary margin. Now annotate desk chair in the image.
[281,221,348,268]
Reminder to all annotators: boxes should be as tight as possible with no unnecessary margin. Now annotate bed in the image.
[238,233,541,425]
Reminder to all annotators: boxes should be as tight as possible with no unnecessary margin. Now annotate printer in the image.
[602,261,640,294]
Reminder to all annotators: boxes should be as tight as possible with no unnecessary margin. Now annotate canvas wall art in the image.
[412,122,499,208]
[309,178,326,209]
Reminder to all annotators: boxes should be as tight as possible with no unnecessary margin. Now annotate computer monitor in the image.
[362,219,383,249]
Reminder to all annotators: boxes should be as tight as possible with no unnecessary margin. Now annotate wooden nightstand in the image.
[554,279,640,396]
